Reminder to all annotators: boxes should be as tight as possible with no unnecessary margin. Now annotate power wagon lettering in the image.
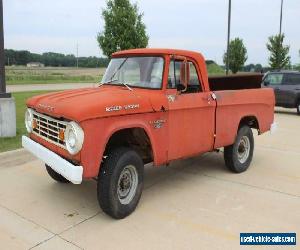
[105,104,139,112]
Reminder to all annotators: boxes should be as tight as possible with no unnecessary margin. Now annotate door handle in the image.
[202,94,216,103]
[202,97,212,102]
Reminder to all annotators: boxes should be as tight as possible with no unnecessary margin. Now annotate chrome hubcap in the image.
[117,165,138,205]
[237,136,250,164]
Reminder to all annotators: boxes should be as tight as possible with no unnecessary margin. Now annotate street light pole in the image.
[0,0,16,137]
[0,0,10,98]
[279,0,283,35]
[226,0,232,75]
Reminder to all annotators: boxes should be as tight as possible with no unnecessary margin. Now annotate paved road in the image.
[0,109,299,249]
[7,83,98,93]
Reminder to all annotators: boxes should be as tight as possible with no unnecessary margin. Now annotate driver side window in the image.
[188,62,202,92]
[168,60,183,89]
[168,59,202,93]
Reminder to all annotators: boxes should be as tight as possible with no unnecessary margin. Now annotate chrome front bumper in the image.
[22,136,83,184]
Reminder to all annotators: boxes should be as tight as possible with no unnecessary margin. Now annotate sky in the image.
[3,0,300,65]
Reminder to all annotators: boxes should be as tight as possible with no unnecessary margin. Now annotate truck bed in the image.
[213,87,275,149]
[209,74,263,91]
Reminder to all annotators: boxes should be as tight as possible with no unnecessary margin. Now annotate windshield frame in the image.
[101,55,166,90]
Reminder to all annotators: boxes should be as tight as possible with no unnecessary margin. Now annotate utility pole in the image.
[225,0,232,75]
[0,0,9,97]
[279,0,283,35]
[0,0,16,137]
[76,43,79,68]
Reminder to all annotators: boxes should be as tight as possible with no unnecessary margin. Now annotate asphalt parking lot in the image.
[0,108,299,250]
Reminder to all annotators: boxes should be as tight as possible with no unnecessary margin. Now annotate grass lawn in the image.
[207,63,225,76]
[6,66,105,85]
[0,91,54,153]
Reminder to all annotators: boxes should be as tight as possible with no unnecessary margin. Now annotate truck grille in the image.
[32,111,67,148]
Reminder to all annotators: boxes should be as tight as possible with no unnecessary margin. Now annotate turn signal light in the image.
[32,119,37,129]
[59,129,65,141]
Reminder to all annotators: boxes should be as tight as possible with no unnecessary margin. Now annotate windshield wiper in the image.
[119,82,133,91]
[99,78,119,86]
[99,58,128,87]
[99,79,133,91]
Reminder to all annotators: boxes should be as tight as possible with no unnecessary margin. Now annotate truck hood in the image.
[27,86,165,122]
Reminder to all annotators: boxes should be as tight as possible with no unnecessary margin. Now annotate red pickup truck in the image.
[22,49,275,219]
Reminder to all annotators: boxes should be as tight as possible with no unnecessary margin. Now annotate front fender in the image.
[80,112,168,178]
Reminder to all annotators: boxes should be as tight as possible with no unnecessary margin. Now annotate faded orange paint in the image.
[26,49,275,178]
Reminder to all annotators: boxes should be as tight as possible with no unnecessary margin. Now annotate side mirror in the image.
[178,61,190,93]
[263,80,270,86]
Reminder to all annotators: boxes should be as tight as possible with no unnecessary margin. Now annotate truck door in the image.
[166,57,216,161]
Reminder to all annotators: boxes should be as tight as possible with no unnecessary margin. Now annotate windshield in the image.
[101,56,164,89]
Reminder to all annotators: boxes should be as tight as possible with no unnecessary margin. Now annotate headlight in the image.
[65,121,84,155]
[25,108,34,133]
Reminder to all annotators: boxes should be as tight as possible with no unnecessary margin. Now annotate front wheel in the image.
[45,164,70,183]
[224,126,254,173]
[97,147,144,219]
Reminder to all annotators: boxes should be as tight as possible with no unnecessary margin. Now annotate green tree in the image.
[254,64,263,72]
[266,34,290,70]
[97,0,149,58]
[223,38,248,74]
[4,49,110,68]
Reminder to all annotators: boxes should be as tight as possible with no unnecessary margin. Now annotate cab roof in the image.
[112,48,205,61]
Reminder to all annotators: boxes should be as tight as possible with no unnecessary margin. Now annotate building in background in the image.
[26,62,45,68]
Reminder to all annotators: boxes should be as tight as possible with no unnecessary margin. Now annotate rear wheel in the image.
[224,126,254,173]
[97,147,144,219]
[45,164,70,183]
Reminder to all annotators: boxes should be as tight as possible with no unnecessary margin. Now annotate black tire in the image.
[224,126,254,173]
[297,100,300,115]
[97,147,144,219]
[45,164,70,183]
